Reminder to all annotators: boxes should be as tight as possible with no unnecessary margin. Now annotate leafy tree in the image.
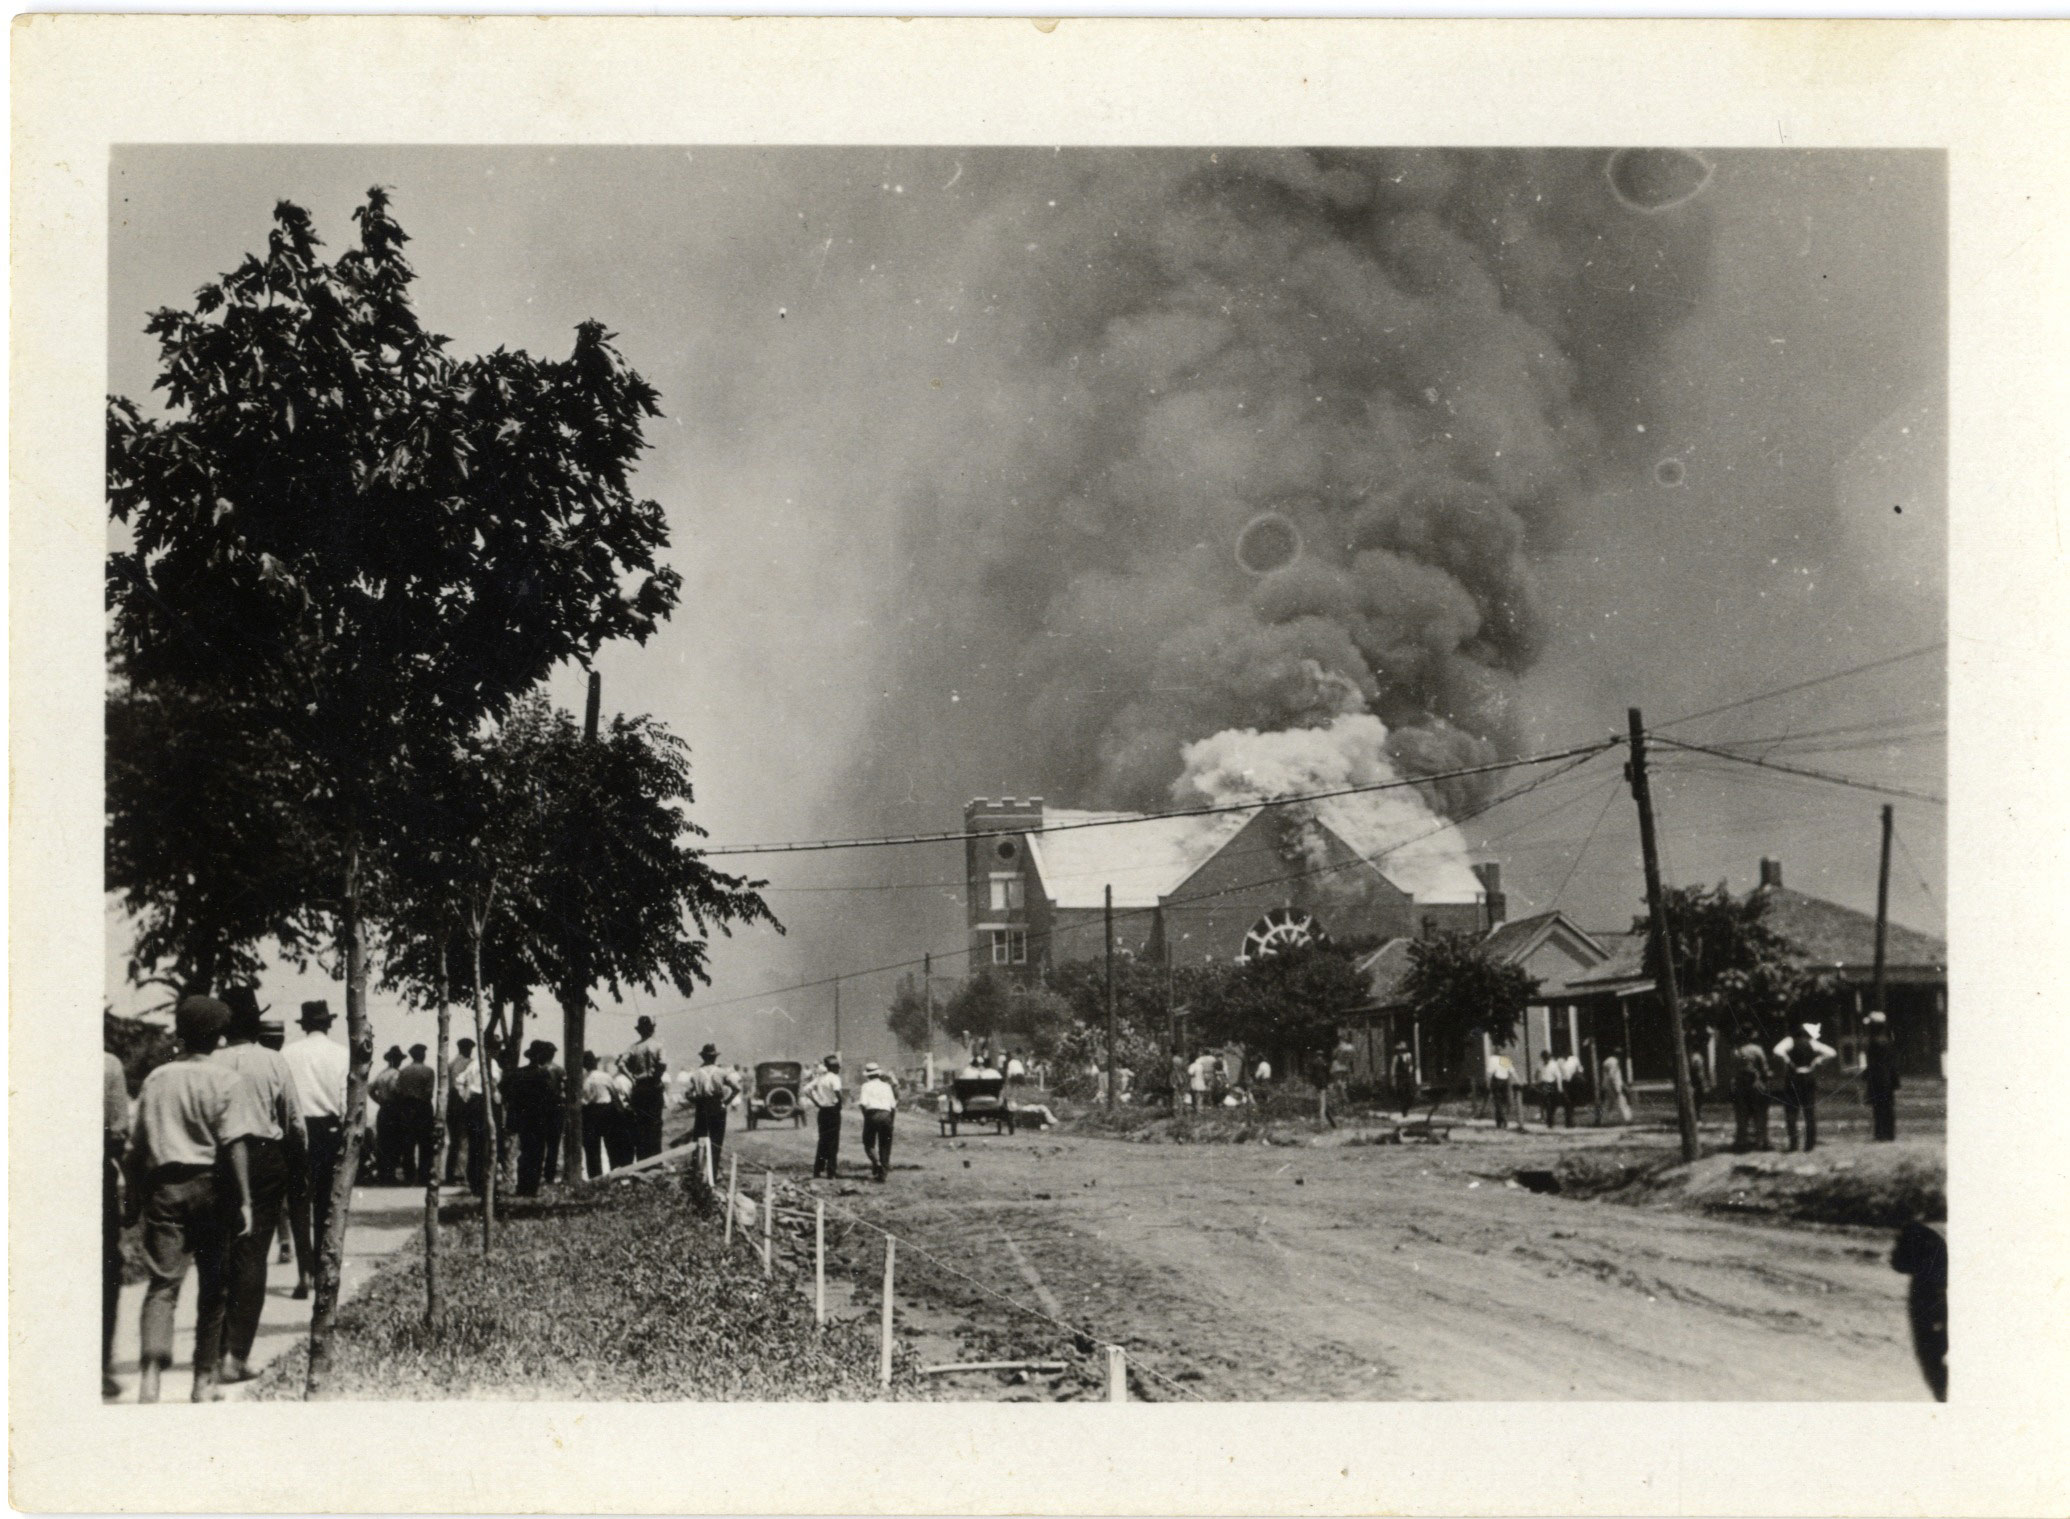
[1399,931,1538,1099]
[1641,883,1839,1041]
[884,973,934,1053]
[1190,939,1379,1079]
[939,973,1077,1060]
[106,189,681,1390]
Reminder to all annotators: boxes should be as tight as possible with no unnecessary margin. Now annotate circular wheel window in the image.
[995,839,1018,862]
[1242,908,1323,961]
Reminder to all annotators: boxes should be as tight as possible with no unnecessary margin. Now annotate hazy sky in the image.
[107,147,1945,1067]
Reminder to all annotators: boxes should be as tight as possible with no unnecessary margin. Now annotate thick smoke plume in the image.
[873,149,1712,826]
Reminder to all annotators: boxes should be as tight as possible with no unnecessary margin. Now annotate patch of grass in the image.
[251,1178,918,1400]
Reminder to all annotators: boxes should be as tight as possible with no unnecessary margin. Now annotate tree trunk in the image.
[560,983,587,1183]
[307,836,374,1397]
[471,924,498,1254]
[425,942,452,1324]
[501,996,526,1193]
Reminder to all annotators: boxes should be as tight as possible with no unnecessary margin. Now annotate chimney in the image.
[1472,863,1507,928]
[1758,858,1783,891]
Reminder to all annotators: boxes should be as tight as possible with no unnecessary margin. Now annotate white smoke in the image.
[1169,714,1485,904]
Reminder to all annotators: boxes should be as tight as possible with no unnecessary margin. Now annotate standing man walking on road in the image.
[1731,1029,1774,1153]
[1862,1012,1901,1141]
[507,1041,563,1197]
[213,988,308,1386]
[684,1043,741,1178]
[281,999,347,1301]
[805,1055,844,1179]
[1773,1020,1837,1153]
[443,1038,477,1185]
[579,1052,617,1179]
[622,1015,669,1161]
[395,1045,438,1186]
[858,1062,899,1182]
[1599,1044,1634,1125]
[1535,1049,1566,1130]
[369,1046,405,1184]
[1389,1041,1418,1119]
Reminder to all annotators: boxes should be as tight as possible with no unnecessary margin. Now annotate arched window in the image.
[1241,907,1324,962]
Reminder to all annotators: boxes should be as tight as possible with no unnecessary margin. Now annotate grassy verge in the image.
[251,1176,916,1400]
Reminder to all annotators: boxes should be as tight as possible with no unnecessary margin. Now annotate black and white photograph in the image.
[12,16,2070,1516]
[97,140,1948,1405]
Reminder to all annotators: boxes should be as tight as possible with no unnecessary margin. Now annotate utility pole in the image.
[1104,884,1117,1112]
[562,668,603,1183]
[922,953,934,1069]
[1871,804,1894,1020]
[1625,708,1700,1163]
[833,977,841,1056]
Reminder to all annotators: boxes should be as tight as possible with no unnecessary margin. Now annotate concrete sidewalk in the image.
[107,1183,448,1402]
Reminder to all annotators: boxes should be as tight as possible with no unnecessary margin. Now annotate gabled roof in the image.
[1477,910,1608,968]
[1751,885,1946,971]
[1024,809,1250,910]
[1564,930,1651,991]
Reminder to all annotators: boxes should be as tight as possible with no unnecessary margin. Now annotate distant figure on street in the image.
[1599,1046,1633,1125]
[1253,1056,1272,1090]
[213,988,308,1385]
[858,1062,899,1182]
[605,1057,637,1170]
[1731,1032,1774,1152]
[1773,1021,1837,1153]
[123,995,252,1403]
[1556,1050,1584,1127]
[1536,1049,1565,1129]
[805,1054,845,1179]
[506,1040,563,1197]
[1862,1012,1901,1142]
[396,1044,438,1185]
[1187,1052,1215,1110]
[685,1043,741,1178]
[103,1050,130,1398]
[1891,1221,1948,1402]
[622,1015,669,1161]
[1686,1034,1711,1120]
[369,1046,405,1184]
[444,1038,477,1184]
[1005,1051,1027,1086]
[281,999,347,1300]
[1389,1041,1417,1118]
[450,1038,493,1196]
[580,1051,617,1179]
[1487,1051,1518,1130]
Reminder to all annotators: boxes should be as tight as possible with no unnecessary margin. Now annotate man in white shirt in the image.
[1487,1051,1518,1129]
[856,1063,898,1183]
[804,1055,844,1179]
[1773,1021,1838,1153]
[448,1036,493,1195]
[280,999,348,1299]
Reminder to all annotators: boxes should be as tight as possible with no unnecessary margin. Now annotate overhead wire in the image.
[1653,640,1945,732]
[1648,734,1946,806]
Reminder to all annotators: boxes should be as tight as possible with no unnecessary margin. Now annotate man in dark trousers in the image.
[507,1040,563,1197]
[281,999,347,1300]
[804,1054,844,1178]
[395,1044,439,1185]
[1389,1041,1417,1118]
[579,1051,616,1179]
[443,1037,477,1184]
[369,1046,405,1183]
[1862,1012,1901,1141]
[857,1062,899,1182]
[1773,1020,1837,1153]
[684,1042,742,1179]
[622,1015,669,1160]
[123,996,253,1403]
[1731,1031,1773,1153]
[214,987,308,1385]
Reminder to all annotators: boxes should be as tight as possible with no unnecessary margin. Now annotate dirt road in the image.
[727,1113,1930,1401]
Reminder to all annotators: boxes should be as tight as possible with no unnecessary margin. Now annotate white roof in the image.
[1024,809,1250,909]
[1311,802,1486,904]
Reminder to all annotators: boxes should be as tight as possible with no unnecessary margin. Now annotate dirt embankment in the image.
[1556,1140,1946,1230]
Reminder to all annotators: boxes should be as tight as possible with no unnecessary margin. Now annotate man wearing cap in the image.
[1773,1020,1838,1153]
[1862,1011,1901,1142]
[369,1046,406,1184]
[395,1044,439,1187]
[213,988,309,1384]
[282,999,348,1298]
[804,1055,845,1179]
[857,1063,899,1183]
[123,996,254,1403]
[506,1041,563,1197]
[622,1015,669,1161]
[684,1043,742,1178]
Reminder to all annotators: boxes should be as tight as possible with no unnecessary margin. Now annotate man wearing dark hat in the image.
[1389,1040,1418,1118]
[122,995,253,1402]
[621,1015,669,1161]
[282,999,348,1298]
[395,1044,439,1186]
[804,1055,845,1179]
[212,987,309,1384]
[506,1040,563,1197]
[369,1046,406,1184]
[684,1043,742,1178]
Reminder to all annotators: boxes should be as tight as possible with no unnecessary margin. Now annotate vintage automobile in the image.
[937,1071,1017,1137]
[745,1061,806,1129]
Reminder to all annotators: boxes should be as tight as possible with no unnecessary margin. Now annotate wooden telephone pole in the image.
[1104,884,1118,1112]
[1871,804,1894,1019]
[561,669,603,1182]
[1625,709,1701,1163]
[833,977,841,1056]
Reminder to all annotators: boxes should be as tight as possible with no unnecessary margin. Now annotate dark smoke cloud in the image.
[867,149,1713,821]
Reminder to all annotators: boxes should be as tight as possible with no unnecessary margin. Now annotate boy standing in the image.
[123,996,254,1403]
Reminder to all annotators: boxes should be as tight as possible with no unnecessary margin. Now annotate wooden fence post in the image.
[879,1236,896,1388]
[815,1199,826,1327]
[1107,1345,1127,1403]
[762,1169,775,1277]
[724,1152,739,1247]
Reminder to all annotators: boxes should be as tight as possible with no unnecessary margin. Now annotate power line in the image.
[1891,821,1941,909]
[1654,641,1945,732]
[1547,777,1624,910]
[1648,735,1946,806]
[700,740,1618,857]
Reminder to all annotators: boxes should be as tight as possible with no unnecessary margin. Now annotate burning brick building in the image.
[964,795,1503,979]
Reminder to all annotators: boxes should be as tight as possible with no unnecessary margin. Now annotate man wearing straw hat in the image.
[685,1043,742,1179]
[1773,1019,1838,1154]
[804,1054,845,1179]
[857,1062,899,1184]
